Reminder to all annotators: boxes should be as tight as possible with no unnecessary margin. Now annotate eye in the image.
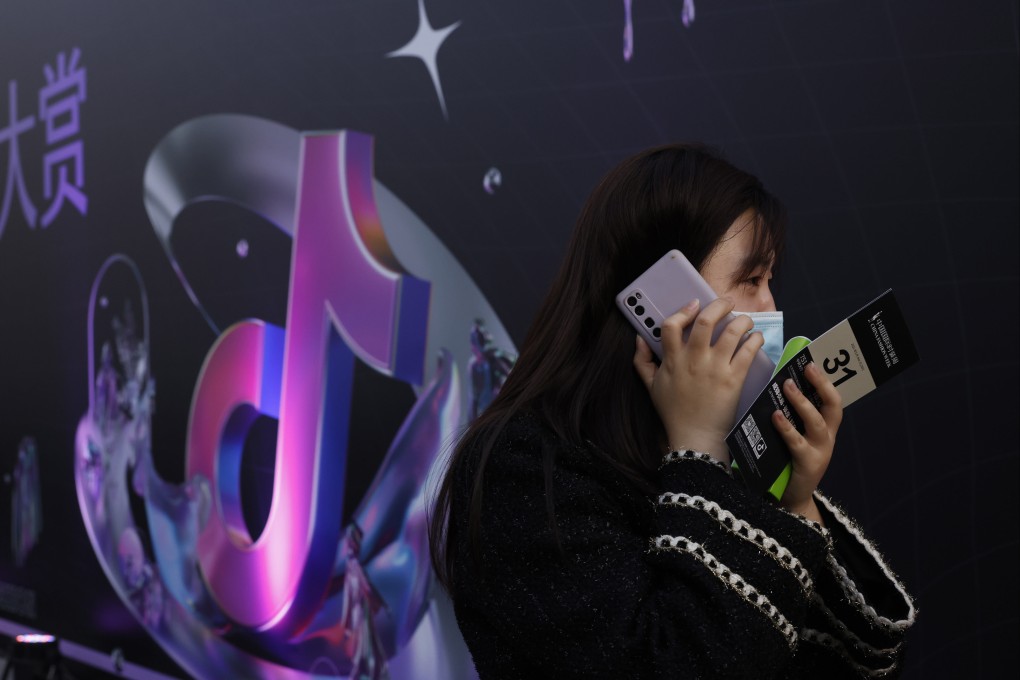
[743,276,762,288]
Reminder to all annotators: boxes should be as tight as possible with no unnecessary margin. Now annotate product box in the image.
[727,290,920,497]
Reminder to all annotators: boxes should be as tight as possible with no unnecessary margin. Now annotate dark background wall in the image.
[0,0,1016,677]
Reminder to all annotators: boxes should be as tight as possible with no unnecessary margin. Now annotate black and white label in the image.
[740,414,767,459]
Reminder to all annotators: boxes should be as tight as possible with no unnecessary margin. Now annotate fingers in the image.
[686,297,736,349]
[771,389,828,476]
[658,298,701,356]
[771,408,808,451]
[633,335,656,390]
[772,369,838,499]
[775,364,844,450]
[803,361,843,428]
[715,313,757,361]
[783,377,829,441]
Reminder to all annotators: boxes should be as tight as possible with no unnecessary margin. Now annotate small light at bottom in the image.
[14,634,56,644]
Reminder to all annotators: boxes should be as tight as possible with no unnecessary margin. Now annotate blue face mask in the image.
[735,311,784,366]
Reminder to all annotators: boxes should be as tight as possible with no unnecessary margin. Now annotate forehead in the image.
[703,211,771,276]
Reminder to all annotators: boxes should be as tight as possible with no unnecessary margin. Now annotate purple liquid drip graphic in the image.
[623,0,634,62]
[682,0,696,28]
[622,0,696,61]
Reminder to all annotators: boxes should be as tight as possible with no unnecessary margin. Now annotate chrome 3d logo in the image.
[75,115,512,679]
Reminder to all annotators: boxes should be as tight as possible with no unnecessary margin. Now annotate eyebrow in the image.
[732,251,773,283]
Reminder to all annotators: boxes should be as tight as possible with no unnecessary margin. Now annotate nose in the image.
[760,283,776,312]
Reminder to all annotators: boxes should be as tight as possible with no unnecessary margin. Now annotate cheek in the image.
[732,291,760,311]
[734,281,776,312]
[714,283,755,310]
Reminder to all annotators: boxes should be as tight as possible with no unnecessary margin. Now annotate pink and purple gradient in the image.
[77,117,494,677]
[187,131,430,635]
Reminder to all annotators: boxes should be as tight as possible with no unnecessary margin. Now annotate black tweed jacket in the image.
[448,411,915,679]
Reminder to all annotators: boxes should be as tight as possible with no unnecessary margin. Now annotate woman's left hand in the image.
[771,361,843,525]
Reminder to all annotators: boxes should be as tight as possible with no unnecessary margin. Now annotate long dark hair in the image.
[429,144,786,593]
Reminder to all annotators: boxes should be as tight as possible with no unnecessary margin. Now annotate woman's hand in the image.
[771,362,843,524]
[633,298,765,464]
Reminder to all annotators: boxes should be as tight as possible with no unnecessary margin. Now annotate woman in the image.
[430,145,915,678]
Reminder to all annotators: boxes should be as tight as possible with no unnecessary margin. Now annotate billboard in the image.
[0,1,1016,677]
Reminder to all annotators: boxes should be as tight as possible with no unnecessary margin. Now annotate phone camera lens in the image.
[634,305,645,315]
[652,327,661,338]
[644,318,655,329]
[626,296,637,307]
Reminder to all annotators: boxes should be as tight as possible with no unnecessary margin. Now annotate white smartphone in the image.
[615,249,776,421]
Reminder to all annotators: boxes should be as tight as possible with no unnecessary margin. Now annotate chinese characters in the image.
[0,47,86,238]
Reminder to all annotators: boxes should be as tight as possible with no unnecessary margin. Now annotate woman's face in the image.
[699,210,776,312]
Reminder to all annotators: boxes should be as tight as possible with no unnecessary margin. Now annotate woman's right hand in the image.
[633,298,765,464]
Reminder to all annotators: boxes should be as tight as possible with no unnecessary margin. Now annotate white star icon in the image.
[386,0,461,119]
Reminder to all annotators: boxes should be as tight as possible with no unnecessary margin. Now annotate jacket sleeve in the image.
[451,426,840,680]
[782,491,916,679]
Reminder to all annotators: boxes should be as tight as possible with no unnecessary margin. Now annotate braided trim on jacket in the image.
[800,628,899,678]
[778,506,830,539]
[660,449,733,476]
[810,592,902,659]
[657,492,813,594]
[651,535,797,648]
[815,492,916,632]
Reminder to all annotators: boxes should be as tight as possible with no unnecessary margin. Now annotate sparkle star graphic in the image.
[386,0,461,119]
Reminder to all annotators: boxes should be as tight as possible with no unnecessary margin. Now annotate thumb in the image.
[633,335,657,390]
